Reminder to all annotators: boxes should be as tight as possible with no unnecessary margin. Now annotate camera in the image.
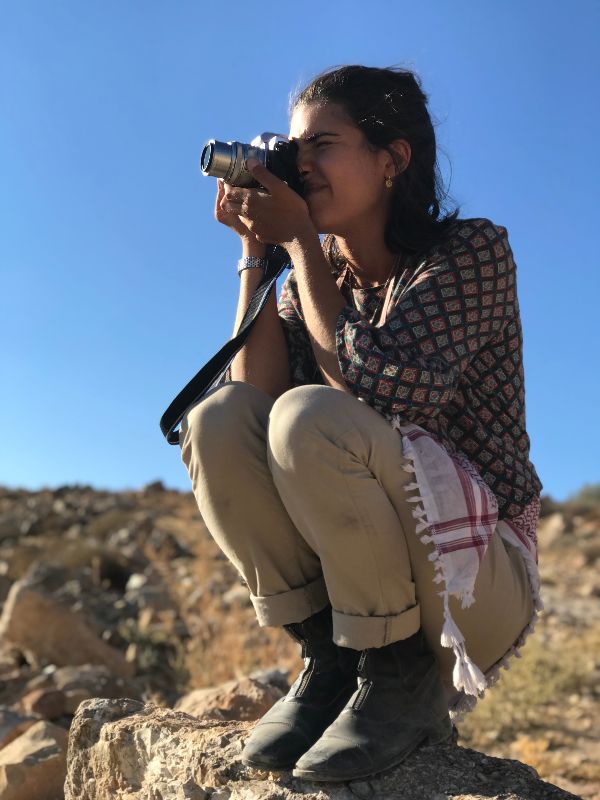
[200,132,303,196]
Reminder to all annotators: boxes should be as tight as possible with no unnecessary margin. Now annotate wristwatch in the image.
[237,256,269,277]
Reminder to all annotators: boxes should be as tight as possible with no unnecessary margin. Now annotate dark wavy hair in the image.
[289,64,459,266]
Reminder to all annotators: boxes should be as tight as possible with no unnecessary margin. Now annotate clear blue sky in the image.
[2,1,598,500]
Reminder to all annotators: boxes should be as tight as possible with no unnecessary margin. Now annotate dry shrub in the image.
[461,628,598,736]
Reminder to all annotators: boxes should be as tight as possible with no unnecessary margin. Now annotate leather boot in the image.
[241,604,361,771]
[292,628,453,782]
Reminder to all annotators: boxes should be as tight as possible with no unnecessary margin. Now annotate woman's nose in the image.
[296,147,312,175]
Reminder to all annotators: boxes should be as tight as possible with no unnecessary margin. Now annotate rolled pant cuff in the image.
[250,574,329,627]
[332,604,421,649]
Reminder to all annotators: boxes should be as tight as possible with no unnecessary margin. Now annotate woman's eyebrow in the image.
[291,131,341,143]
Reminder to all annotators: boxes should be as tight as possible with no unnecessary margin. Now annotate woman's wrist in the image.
[285,226,322,265]
[238,266,265,284]
[241,238,267,258]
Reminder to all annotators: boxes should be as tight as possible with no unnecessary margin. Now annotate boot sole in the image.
[242,754,296,771]
[291,718,454,782]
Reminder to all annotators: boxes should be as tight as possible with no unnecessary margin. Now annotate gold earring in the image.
[385,177,393,188]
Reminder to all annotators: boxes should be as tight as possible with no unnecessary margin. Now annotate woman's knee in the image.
[267,385,348,469]
[180,381,271,462]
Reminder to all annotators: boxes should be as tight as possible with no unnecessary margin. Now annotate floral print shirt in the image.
[276,218,542,520]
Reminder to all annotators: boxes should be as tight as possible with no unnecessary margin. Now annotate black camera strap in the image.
[160,245,291,444]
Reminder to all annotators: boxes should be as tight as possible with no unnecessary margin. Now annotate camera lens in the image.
[199,139,260,187]
[200,143,214,172]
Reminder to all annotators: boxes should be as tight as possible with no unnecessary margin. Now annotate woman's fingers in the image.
[223,187,251,205]
[246,159,285,196]
[223,187,254,215]
[217,180,236,210]
[214,180,224,214]
[215,178,243,212]
[214,182,249,234]
[216,181,237,218]
[223,200,245,214]
[214,179,280,244]
[218,182,232,212]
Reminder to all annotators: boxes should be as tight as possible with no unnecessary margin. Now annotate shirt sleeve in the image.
[335,219,516,420]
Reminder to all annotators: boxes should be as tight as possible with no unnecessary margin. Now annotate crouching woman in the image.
[179,64,543,783]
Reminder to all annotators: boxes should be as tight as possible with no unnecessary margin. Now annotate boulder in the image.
[65,698,245,800]
[538,512,566,546]
[64,697,580,800]
[0,720,67,800]
[0,708,38,750]
[19,688,66,720]
[51,663,139,699]
[0,581,133,678]
[175,678,283,721]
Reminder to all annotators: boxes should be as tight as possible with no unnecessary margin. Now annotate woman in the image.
[179,65,543,783]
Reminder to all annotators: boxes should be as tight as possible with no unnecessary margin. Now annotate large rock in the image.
[23,663,140,702]
[0,708,38,749]
[0,720,67,800]
[19,687,66,720]
[0,581,133,678]
[64,698,580,800]
[175,678,283,722]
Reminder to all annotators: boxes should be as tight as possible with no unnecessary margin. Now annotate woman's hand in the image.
[220,159,318,249]
[214,178,262,247]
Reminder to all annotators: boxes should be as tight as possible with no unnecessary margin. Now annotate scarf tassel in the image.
[440,599,465,648]
[452,648,488,696]
[458,590,476,610]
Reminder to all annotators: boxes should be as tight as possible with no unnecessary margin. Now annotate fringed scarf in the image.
[391,419,542,719]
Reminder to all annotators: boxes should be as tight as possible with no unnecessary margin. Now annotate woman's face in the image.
[289,102,393,236]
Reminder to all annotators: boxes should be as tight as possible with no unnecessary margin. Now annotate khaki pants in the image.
[180,382,533,692]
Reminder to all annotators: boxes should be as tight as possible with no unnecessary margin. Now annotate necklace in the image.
[345,254,401,326]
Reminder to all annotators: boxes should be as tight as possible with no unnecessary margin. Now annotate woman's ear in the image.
[386,139,412,176]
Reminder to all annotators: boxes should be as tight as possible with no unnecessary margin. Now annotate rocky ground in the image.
[0,483,598,799]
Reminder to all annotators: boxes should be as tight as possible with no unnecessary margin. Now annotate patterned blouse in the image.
[276,217,542,520]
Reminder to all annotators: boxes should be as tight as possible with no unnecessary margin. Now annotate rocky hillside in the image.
[0,483,598,799]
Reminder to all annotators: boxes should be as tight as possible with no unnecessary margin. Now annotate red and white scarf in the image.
[393,420,543,718]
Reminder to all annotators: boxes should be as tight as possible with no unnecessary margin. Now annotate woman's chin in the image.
[306,197,349,236]
[307,207,337,234]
